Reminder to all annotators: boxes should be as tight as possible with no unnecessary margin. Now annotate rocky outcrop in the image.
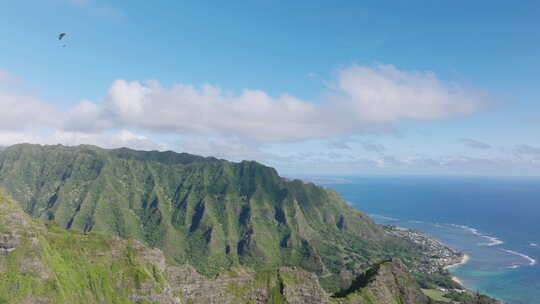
[0,230,20,257]
[0,195,29,256]
[280,268,331,304]
[332,259,431,304]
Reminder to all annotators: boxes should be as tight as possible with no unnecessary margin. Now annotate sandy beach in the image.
[445,254,470,286]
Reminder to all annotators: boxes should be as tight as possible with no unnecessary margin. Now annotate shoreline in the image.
[445,254,470,286]
[378,222,505,303]
[445,253,470,270]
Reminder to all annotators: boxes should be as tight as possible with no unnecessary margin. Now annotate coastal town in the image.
[383,225,465,274]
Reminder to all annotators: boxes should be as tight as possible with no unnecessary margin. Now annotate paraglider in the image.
[58,33,67,47]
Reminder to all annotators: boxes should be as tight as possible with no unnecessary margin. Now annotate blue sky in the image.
[0,0,539,175]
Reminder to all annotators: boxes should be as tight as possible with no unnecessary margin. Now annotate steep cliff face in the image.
[0,190,178,304]
[332,258,431,304]
[0,191,438,304]
[0,144,426,290]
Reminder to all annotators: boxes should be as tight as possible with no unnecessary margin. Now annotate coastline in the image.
[384,224,505,303]
[444,254,503,303]
[383,224,465,274]
[445,254,470,286]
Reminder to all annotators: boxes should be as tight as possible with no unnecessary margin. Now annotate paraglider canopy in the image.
[58,33,66,40]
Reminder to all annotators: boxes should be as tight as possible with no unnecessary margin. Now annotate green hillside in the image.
[1,189,439,304]
[0,190,170,304]
[0,144,431,290]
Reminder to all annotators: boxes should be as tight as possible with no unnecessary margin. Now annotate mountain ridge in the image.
[0,190,437,303]
[0,144,492,299]
[0,189,502,303]
[0,144,505,303]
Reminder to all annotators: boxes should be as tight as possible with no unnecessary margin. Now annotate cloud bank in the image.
[5,64,524,174]
[0,71,59,131]
[459,138,491,150]
[57,64,486,142]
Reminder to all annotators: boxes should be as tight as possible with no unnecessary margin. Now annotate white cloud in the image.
[326,138,352,150]
[0,72,60,131]
[64,100,115,132]
[181,137,264,160]
[0,93,58,130]
[277,153,540,175]
[459,138,491,150]
[0,131,43,146]
[361,142,386,154]
[63,64,486,142]
[513,144,540,159]
[52,129,166,151]
[333,64,485,123]
[0,129,166,151]
[0,65,502,174]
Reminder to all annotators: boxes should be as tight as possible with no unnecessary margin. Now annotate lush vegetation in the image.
[414,272,462,290]
[331,259,431,304]
[0,144,429,292]
[422,289,457,303]
[0,190,169,304]
[0,145,503,303]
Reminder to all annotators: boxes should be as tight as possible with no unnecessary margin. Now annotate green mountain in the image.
[0,144,431,291]
[0,189,433,304]
[0,190,501,304]
[0,144,504,304]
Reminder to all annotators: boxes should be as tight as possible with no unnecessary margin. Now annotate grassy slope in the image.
[1,190,501,304]
[0,190,303,304]
[422,289,457,303]
[0,190,172,304]
[0,144,426,291]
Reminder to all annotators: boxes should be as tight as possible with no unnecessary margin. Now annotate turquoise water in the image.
[323,176,540,304]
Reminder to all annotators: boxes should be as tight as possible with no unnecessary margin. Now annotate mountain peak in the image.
[0,144,437,292]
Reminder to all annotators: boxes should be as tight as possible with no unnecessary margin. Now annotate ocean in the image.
[322,175,540,304]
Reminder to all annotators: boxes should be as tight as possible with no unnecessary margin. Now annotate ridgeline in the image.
[0,144,502,303]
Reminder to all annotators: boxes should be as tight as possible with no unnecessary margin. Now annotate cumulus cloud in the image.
[181,137,265,161]
[0,129,166,151]
[63,100,115,132]
[333,64,485,123]
[62,64,486,142]
[327,138,352,150]
[277,152,540,175]
[0,72,60,131]
[0,94,58,130]
[513,144,540,159]
[53,130,167,151]
[0,64,489,167]
[361,142,386,154]
[459,138,491,150]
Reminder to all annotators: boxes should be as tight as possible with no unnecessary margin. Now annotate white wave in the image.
[507,264,520,269]
[480,235,504,246]
[369,214,399,221]
[530,243,538,247]
[448,224,504,246]
[500,249,537,266]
